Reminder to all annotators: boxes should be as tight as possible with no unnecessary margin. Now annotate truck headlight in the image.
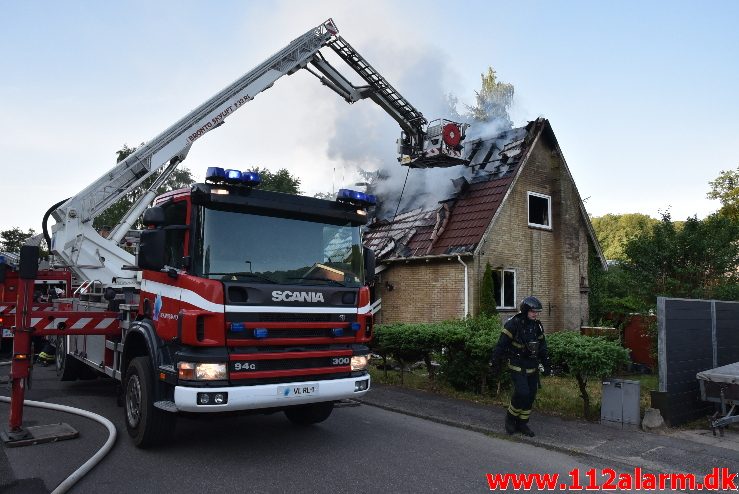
[178,362,227,381]
[351,355,370,371]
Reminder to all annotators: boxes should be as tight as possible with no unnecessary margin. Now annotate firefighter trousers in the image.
[508,369,539,423]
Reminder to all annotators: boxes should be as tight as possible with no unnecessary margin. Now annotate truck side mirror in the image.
[363,246,375,283]
[19,245,40,280]
[138,230,166,271]
[142,206,166,227]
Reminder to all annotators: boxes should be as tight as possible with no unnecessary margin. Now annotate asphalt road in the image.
[1,365,679,493]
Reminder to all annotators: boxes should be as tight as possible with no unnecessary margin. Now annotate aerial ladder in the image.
[46,18,468,289]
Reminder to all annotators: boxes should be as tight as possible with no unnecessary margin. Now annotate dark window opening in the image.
[492,268,516,309]
[528,193,551,228]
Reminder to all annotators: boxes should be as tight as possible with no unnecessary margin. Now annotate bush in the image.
[439,316,502,393]
[372,316,504,392]
[479,263,498,317]
[372,322,445,383]
[547,331,630,419]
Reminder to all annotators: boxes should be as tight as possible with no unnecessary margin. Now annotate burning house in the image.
[364,118,606,330]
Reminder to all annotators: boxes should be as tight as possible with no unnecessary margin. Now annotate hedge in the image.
[373,320,632,416]
[372,316,503,391]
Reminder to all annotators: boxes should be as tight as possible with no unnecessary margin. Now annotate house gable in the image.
[473,119,604,330]
[365,118,605,327]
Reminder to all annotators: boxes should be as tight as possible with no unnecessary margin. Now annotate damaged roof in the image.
[364,118,545,261]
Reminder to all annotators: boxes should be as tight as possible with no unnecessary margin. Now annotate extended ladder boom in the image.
[49,18,466,287]
[50,20,338,286]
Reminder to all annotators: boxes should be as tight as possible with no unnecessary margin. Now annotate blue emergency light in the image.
[350,322,361,332]
[230,322,246,333]
[331,327,344,337]
[205,167,226,183]
[337,189,376,207]
[241,171,261,186]
[224,169,243,183]
[205,167,261,187]
[253,328,269,339]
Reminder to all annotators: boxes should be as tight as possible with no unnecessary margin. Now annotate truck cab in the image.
[118,169,375,446]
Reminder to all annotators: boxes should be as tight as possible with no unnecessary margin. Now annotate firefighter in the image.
[490,296,551,437]
[37,339,56,365]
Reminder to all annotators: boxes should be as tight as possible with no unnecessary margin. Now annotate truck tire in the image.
[124,356,176,448]
[55,336,99,381]
[284,402,334,426]
[56,336,82,381]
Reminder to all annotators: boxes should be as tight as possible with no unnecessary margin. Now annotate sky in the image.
[1,0,737,232]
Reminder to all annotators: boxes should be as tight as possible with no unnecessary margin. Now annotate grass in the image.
[369,364,659,421]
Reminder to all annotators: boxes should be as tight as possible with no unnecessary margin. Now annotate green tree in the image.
[589,261,648,323]
[0,227,35,254]
[0,227,48,260]
[590,213,659,260]
[707,165,739,220]
[466,67,514,127]
[251,167,301,194]
[479,263,498,317]
[93,144,194,229]
[623,212,739,303]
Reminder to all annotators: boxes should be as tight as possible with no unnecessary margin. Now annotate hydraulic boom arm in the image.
[49,19,466,287]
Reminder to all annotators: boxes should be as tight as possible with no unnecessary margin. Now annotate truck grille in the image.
[259,313,335,323]
[229,327,344,339]
[226,313,355,323]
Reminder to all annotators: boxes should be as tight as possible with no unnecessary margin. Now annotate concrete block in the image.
[642,407,665,431]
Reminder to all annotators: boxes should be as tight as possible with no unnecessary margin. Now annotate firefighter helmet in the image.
[520,296,543,314]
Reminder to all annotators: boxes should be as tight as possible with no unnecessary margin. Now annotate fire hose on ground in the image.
[0,359,117,494]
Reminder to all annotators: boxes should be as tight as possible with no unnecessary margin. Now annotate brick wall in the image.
[374,259,466,324]
[473,133,593,331]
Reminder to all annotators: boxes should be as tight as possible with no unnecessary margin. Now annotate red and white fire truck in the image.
[0,253,72,346]
[4,19,467,447]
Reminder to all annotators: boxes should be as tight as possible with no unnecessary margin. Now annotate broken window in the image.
[528,192,551,229]
[492,268,516,309]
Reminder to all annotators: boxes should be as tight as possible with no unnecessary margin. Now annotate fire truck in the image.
[5,19,467,447]
[0,253,71,349]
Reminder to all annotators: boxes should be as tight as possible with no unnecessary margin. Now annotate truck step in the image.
[154,400,178,413]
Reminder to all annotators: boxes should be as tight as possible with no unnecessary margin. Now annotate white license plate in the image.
[278,383,319,398]
[1,328,12,338]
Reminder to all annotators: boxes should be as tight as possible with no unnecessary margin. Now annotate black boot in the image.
[517,420,535,437]
[504,412,517,435]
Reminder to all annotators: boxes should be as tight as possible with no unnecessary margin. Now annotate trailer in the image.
[697,362,739,435]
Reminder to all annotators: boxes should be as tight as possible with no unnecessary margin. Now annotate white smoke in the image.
[326,42,475,218]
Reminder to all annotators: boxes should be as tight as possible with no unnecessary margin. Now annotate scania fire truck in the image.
[4,19,468,447]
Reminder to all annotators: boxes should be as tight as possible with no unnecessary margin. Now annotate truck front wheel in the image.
[284,402,334,425]
[124,356,176,448]
[56,336,82,381]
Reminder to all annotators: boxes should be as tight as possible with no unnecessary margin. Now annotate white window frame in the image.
[493,268,517,310]
[527,191,552,230]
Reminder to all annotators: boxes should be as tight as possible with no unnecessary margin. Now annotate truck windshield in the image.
[194,208,364,287]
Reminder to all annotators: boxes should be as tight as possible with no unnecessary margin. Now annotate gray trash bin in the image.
[601,378,641,430]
